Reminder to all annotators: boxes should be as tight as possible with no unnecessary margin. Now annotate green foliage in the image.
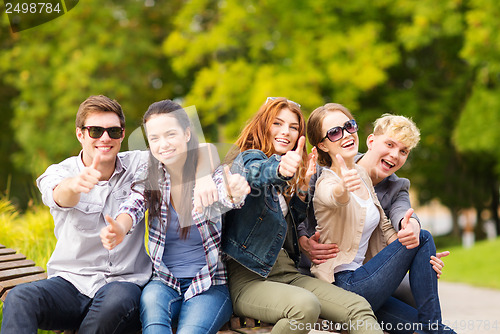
[0,0,182,177]
[164,0,399,141]
[1,0,500,238]
[0,198,56,332]
[438,237,500,290]
[0,198,55,269]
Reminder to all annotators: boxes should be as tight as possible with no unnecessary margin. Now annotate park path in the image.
[307,280,500,334]
[438,281,500,334]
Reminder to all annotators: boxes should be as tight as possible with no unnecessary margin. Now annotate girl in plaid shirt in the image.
[100,100,250,334]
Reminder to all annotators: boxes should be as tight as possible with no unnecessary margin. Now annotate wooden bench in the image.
[0,244,340,333]
[0,243,273,333]
[0,244,47,303]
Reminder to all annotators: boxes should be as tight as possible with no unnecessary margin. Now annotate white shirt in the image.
[334,181,380,273]
[36,150,152,298]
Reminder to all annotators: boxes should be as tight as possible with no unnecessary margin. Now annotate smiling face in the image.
[145,113,190,168]
[317,111,359,167]
[77,111,124,167]
[268,108,300,155]
[361,133,409,184]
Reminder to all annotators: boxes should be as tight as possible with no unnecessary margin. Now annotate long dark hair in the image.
[135,99,199,239]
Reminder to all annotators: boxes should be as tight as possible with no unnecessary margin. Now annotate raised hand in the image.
[100,214,128,250]
[431,251,450,279]
[223,165,251,203]
[193,174,219,213]
[278,136,305,178]
[303,147,318,187]
[397,208,420,249]
[336,154,361,193]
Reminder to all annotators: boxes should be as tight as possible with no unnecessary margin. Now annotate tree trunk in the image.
[491,179,500,237]
[450,207,461,238]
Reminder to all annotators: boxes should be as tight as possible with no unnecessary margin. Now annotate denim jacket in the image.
[222,149,308,278]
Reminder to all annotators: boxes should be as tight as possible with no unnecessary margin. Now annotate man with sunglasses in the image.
[2,95,152,334]
[298,114,448,309]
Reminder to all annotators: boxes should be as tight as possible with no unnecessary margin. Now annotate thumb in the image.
[91,152,101,170]
[311,231,321,243]
[223,165,231,178]
[436,251,450,260]
[401,208,414,229]
[311,146,318,160]
[294,136,306,156]
[223,164,234,201]
[336,154,348,173]
[105,214,118,231]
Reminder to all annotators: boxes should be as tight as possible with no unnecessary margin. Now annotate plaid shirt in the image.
[118,161,243,300]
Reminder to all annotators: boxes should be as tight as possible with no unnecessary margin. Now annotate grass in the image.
[0,197,56,333]
[438,237,500,290]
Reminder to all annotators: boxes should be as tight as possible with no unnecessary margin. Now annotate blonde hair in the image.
[373,114,420,150]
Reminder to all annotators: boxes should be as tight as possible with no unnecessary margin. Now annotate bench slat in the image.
[0,266,45,281]
[0,272,47,301]
[0,253,27,263]
[0,248,17,256]
[0,259,36,271]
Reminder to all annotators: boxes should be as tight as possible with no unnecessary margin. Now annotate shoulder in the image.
[355,164,373,183]
[43,155,79,175]
[316,168,339,187]
[237,149,279,167]
[118,150,149,168]
[240,149,269,160]
[385,173,410,189]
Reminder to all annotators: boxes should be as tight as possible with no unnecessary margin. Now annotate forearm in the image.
[196,143,220,178]
[332,183,349,204]
[115,213,134,233]
[53,178,81,208]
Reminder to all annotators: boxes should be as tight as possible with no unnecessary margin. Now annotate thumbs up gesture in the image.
[100,214,131,250]
[336,154,361,193]
[397,208,420,249]
[222,165,251,203]
[70,153,102,194]
[278,136,305,178]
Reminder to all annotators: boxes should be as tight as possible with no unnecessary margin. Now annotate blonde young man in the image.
[298,114,448,331]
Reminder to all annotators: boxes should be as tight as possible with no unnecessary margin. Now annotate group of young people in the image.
[1,95,455,334]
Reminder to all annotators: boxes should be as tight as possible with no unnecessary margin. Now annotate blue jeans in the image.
[1,276,142,334]
[140,278,232,334]
[334,230,455,334]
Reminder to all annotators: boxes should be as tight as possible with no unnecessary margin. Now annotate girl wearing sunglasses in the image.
[307,103,455,334]
[222,97,382,334]
[100,99,251,334]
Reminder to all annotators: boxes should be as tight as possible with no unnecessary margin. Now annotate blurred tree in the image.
[0,7,35,208]
[363,0,497,238]
[454,0,500,235]
[163,0,498,238]
[163,0,399,142]
[0,0,183,179]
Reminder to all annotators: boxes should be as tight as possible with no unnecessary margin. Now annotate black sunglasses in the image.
[82,126,123,139]
[322,119,358,142]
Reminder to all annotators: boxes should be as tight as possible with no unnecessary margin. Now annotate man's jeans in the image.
[140,278,232,334]
[334,230,456,334]
[1,276,142,334]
